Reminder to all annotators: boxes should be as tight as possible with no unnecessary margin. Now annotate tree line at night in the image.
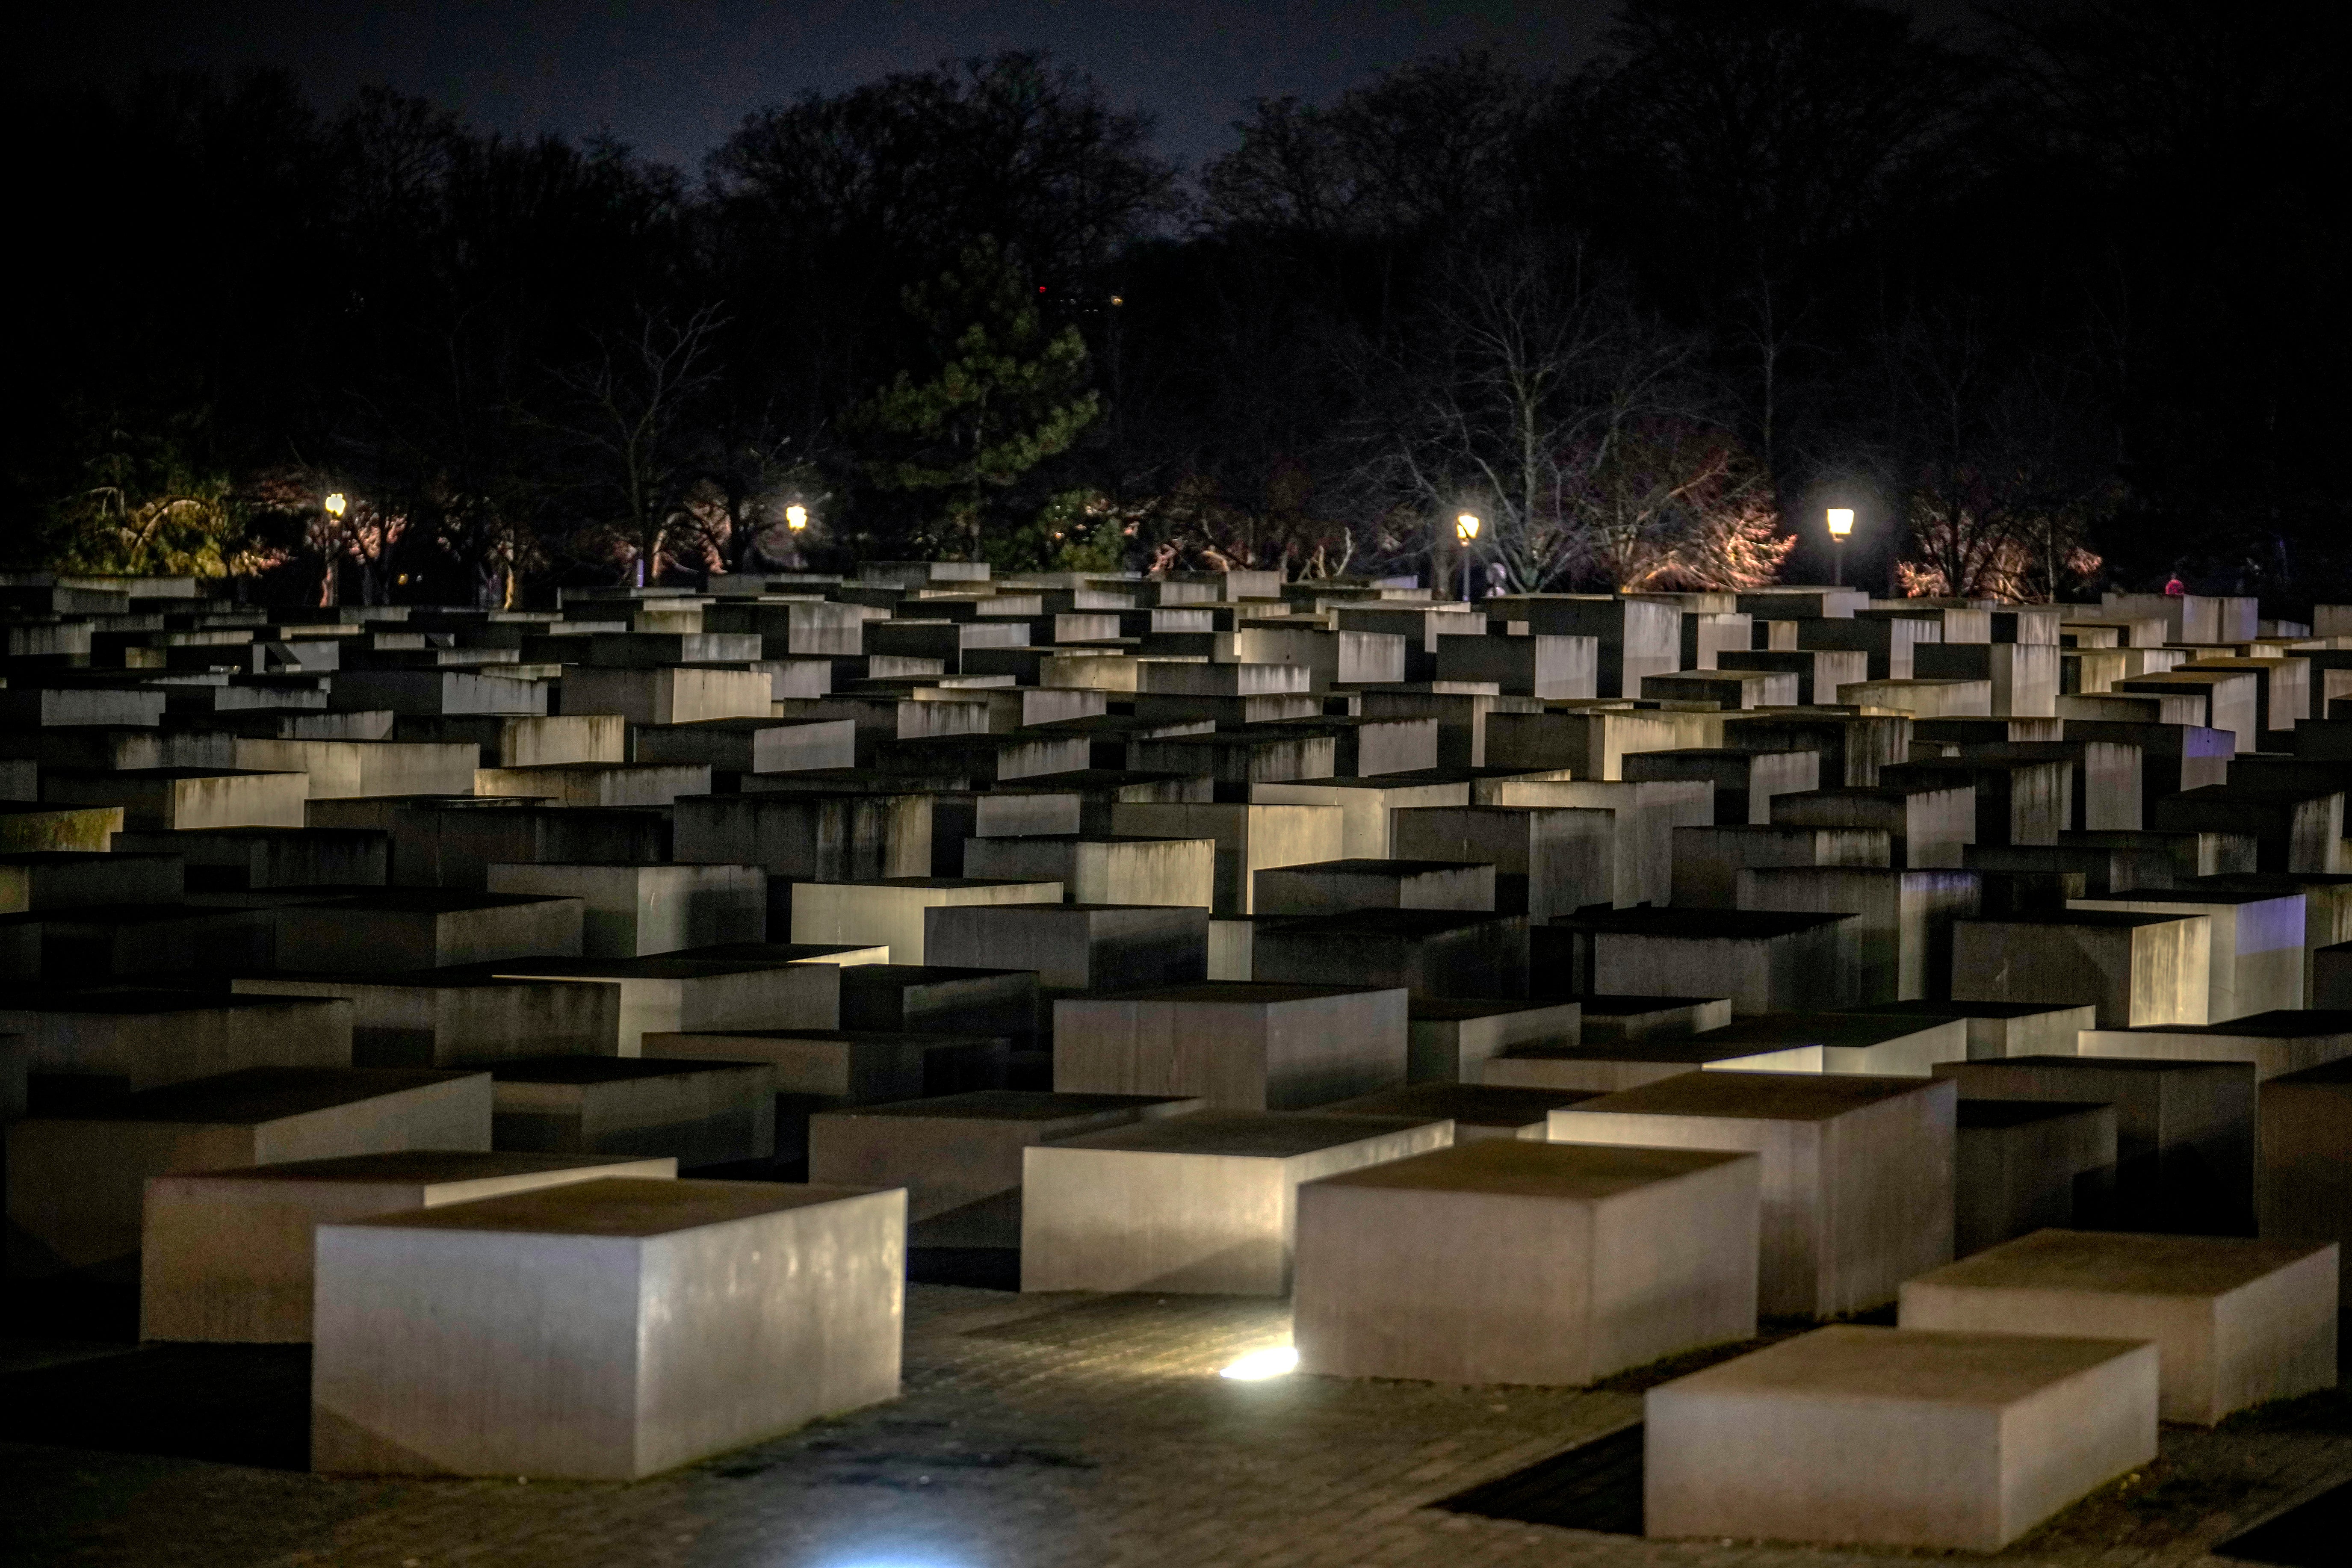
[8,0,2344,608]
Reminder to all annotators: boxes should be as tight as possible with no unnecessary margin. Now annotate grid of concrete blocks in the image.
[3,566,2350,1546]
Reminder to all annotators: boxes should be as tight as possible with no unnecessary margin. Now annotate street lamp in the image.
[1826,507,1855,588]
[323,492,347,520]
[785,503,808,532]
[1454,512,1480,603]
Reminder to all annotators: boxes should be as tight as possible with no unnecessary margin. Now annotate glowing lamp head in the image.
[785,503,809,532]
[1826,507,1855,538]
[1455,512,1481,543]
[323,492,347,519]
[1220,1346,1299,1381]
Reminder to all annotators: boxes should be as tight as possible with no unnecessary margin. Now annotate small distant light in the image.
[1038,285,1047,293]
[1220,1346,1298,1380]
[785,504,809,531]
[1826,507,1856,538]
[1110,295,1124,306]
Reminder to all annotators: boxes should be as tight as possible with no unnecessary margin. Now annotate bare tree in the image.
[546,305,724,583]
[1359,245,1785,593]
[1871,306,2114,600]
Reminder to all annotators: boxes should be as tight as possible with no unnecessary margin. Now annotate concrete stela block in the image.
[1558,909,1852,1016]
[1954,1099,2118,1255]
[2260,1056,2352,1296]
[1251,857,1496,916]
[1933,1054,2257,1235]
[488,1054,777,1166]
[922,901,1208,990]
[788,876,1063,963]
[141,1149,680,1343]
[311,1178,904,1478]
[1899,1228,2337,1423]
[1312,1081,1600,1139]
[275,889,587,972]
[231,972,622,1067]
[1407,996,1581,1083]
[1294,1140,1758,1384]
[1842,998,2095,1060]
[485,862,766,958]
[1020,1110,1452,1294]
[809,1089,1203,1221]
[7,1065,494,1280]
[488,955,842,1055]
[1,988,356,1093]
[960,833,1216,909]
[1052,981,1409,1109]
[1644,1325,2157,1550]
[2079,1009,2352,1081]
[1551,1070,1956,1317]
[1247,908,1529,1000]
[1952,910,2211,1028]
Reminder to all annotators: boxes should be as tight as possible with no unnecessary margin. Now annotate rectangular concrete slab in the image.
[1550,1072,1956,1317]
[1952,911,2210,1028]
[231,972,623,1067]
[485,862,766,957]
[1900,1229,2337,1423]
[1933,1055,2257,1235]
[2079,1010,2352,1082]
[1644,1325,2156,1550]
[1407,997,1581,1084]
[2068,890,2306,1023]
[489,1056,777,1166]
[1843,998,2095,1061]
[311,1178,904,1478]
[140,1150,678,1342]
[2260,1057,2352,1299]
[0,989,355,1094]
[1020,1110,1451,1294]
[1052,982,1409,1110]
[789,877,1062,963]
[1956,1100,2118,1257]
[7,1066,493,1279]
[487,956,839,1055]
[1294,1140,1759,1385]
[275,891,586,972]
[922,902,1207,990]
[1312,1082,1601,1140]
[808,1090,1203,1221]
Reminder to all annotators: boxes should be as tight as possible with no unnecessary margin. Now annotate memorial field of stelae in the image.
[9,562,2352,1555]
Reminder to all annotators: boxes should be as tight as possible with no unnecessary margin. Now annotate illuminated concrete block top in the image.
[1295,1139,1758,1385]
[312,1177,904,1479]
[1645,1325,2156,1551]
[142,1149,677,1343]
[1021,1110,1449,1295]
[1899,1228,2338,1423]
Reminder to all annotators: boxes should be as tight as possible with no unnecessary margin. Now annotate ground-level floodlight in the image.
[1826,507,1855,586]
[1220,1345,1298,1380]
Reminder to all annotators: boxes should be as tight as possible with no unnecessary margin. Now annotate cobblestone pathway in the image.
[5,1284,2349,1568]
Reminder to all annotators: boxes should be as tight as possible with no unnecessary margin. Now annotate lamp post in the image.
[321,493,348,607]
[785,503,808,533]
[1826,507,1855,588]
[1454,512,1480,603]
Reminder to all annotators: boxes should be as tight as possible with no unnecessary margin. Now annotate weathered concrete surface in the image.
[1644,1326,2156,1551]
[311,1178,904,1478]
[1294,1140,1758,1384]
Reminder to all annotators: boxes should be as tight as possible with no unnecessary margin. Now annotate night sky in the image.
[20,0,1989,173]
